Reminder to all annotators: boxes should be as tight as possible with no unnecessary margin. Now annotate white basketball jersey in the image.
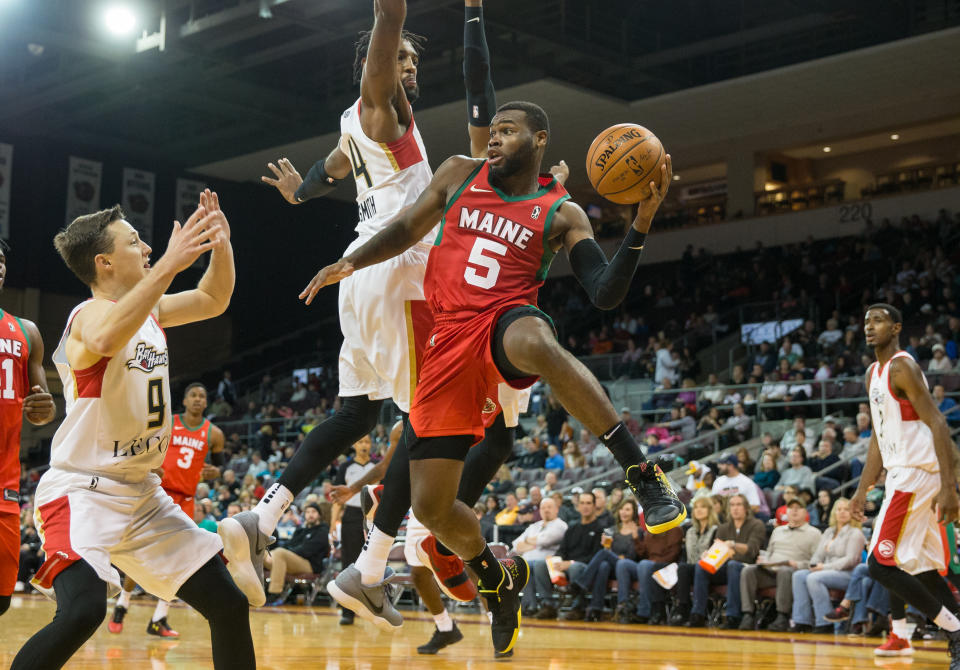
[868,351,938,471]
[338,98,435,245]
[50,301,172,483]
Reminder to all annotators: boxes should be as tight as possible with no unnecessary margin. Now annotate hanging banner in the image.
[0,143,12,240]
[122,167,155,244]
[65,156,102,225]
[176,178,207,267]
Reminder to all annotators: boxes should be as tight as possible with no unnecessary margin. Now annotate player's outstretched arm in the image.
[464,0,495,158]
[158,190,235,328]
[262,148,351,205]
[557,156,671,310]
[75,203,224,362]
[299,156,477,304]
[890,356,960,523]
[360,0,407,139]
[21,319,55,426]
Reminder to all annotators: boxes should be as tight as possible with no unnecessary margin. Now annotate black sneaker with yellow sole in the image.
[479,557,529,657]
[626,462,687,533]
[146,617,179,638]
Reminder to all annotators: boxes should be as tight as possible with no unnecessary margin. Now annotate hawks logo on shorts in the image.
[877,539,896,559]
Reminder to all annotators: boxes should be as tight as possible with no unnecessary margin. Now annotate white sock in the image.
[891,618,909,639]
[935,606,960,632]
[253,483,293,536]
[433,609,454,632]
[152,599,170,622]
[355,527,395,586]
[117,588,133,609]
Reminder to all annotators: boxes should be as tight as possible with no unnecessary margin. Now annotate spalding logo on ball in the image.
[587,123,666,204]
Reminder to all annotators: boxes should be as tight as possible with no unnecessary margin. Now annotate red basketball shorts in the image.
[0,512,19,596]
[410,303,538,445]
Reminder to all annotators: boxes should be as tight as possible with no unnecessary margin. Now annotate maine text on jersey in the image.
[457,207,534,250]
[0,339,24,356]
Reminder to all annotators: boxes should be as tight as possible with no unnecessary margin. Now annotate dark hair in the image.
[578,490,596,505]
[495,101,550,136]
[866,303,903,324]
[53,205,125,286]
[353,29,427,84]
[184,382,207,397]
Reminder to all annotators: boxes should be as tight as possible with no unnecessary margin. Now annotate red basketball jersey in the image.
[0,310,30,514]
[161,413,211,497]
[423,162,570,315]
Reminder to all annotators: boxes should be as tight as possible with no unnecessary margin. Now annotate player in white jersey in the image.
[243,0,567,634]
[850,303,960,667]
[11,192,256,670]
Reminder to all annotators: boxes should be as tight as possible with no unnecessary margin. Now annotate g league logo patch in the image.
[877,539,896,559]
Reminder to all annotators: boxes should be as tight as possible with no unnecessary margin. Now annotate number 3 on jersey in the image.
[464,238,507,290]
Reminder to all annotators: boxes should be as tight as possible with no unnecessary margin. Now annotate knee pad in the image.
[338,396,382,431]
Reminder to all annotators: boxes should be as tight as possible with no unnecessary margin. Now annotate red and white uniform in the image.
[411,162,570,443]
[867,351,947,574]
[161,414,213,518]
[32,303,222,600]
[0,309,31,596]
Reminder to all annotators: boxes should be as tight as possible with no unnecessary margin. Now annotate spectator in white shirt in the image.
[724,403,752,442]
[701,373,726,406]
[655,340,679,385]
[817,319,844,351]
[512,497,569,561]
[781,416,816,453]
[929,344,954,372]
[712,454,761,513]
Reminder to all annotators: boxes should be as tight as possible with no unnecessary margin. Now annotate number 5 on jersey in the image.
[464,238,507,290]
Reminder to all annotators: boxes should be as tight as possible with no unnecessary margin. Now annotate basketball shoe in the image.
[146,618,179,638]
[108,605,126,634]
[415,535,478,602]
[327,564,403,632]
[874,633,913,656]
[417,623,464,655]
[218,511,274,607]
[948,629,960,669]
[625,462,687,533]
[479,557,528,656]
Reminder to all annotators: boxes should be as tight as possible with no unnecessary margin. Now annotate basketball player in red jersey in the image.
[302,101,684,654]
[0,245,57,618]
[850,304,960,666]
[109,381,224,637]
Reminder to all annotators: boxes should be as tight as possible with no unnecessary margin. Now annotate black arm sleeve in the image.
[569,228,647,311]
[463,5,496,127]
[294,159,341,202]
[210,450,225,467]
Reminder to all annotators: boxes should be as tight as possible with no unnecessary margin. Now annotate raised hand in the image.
[261,158,304,205]
[299,259,355,305]
[549,160,570,186]
[199,189,231,245]
[632,153,673,234]
[162,205,224,274]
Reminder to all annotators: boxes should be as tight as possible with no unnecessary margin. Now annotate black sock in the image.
[466,545,504,592]
[435,541,454,556]
[600,422,645,471]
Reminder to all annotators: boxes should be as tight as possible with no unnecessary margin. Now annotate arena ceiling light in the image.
[890,133,900,140]
[822,146,832,153]
[103,4,137,37]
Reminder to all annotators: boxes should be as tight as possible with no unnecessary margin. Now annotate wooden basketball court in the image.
[1,593,951,668]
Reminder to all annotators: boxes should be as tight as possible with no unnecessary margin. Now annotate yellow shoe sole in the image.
[644,505,687,534]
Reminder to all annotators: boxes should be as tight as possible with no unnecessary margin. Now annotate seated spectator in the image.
[823,562,891,636]
[545,444,565,470]
[656,405,696,442]
[724,403,752,442]
[818,318,844,352]
[772,485,810,526]
[813,359,832,381]
[664,496,719,626]
[516,437,547,470]
[736,447,755,476]
[781,416,816,453]
[790,498,866,632]
[753,452,781,491]
[563,442,586,469]
[614,507,684,624]
[543,471,560,494]
[776,447,816,495]
[841,426,869,475]
[209,394,233,420]
[592,488,615,529]
[712,454,762,514]
[264,502,330,606]
[481,495,500,530]
[487,465,514,495]
[710,492,728,524]
[577,429,598,456]
[528,492,604,619]
[700,372,726,407]
[934,384,960,428]
[565,499,642,621]
[687,494,766,628]
[738,498,821,631]
[512,497,568,583]
[809,489,835,531]
[697,406,723,434]
[621,408,642,438]
[495,492,521,527]
[856,412,872,439]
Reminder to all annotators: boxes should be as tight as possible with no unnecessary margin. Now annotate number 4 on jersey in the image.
[464,238,507,290]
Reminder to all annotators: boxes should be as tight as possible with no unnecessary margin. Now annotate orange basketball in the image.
[586,124,666,204]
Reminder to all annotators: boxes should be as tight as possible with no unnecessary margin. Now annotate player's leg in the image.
[10,560,108,670]
[497,307,685,532]
[109,574,137,633]
[176,556,255,670]
[0,511,20,617]
[336,506,366,623]
[408,429,527,656]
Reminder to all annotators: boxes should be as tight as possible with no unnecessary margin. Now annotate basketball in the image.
[586,124,666,204]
